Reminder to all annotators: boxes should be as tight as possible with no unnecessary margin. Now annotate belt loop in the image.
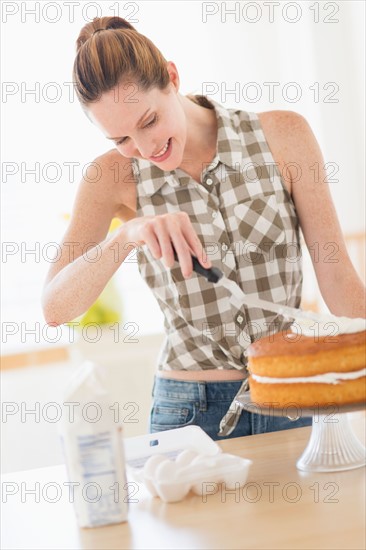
[198,382,207,412]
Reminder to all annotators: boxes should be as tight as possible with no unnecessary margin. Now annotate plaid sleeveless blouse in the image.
[131,95,303,435]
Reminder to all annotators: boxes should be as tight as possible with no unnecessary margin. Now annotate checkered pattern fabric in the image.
[131,95,303,435]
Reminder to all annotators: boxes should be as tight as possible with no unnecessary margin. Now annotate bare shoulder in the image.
[257,110,306,133]
[97,148,137,222]
[257,110,309,195]
[257,110,308,149]
[258,110,322,175]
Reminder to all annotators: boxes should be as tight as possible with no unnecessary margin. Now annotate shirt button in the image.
[206,177,213,185]
[222,243,228,251]
[211,211,218,219]
[237,315,244,324]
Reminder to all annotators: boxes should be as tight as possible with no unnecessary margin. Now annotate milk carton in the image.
[59,360,128,527]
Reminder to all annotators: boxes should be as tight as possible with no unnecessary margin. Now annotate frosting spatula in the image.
[173,249,324,323]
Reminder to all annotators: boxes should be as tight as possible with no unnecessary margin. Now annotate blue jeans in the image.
[148,376,312,441]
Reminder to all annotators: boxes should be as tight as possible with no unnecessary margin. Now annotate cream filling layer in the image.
[251,367,366,385]
[290,316,366,337]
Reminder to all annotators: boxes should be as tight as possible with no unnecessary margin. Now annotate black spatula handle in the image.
[172,247,223,283]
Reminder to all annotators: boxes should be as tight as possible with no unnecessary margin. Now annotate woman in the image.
[42,16,365,440]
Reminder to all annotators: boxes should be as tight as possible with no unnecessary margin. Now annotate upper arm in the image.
[42,151,133,289]
[278,111,350,276]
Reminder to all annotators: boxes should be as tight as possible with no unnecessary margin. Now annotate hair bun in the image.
[74,15,169,105]
[76,16,137,51]
[103,16,136,32]
[91,16,136,35]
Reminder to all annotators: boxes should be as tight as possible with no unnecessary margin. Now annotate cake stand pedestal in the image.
[235,392,366,472]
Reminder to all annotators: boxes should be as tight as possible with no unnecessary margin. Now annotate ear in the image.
[166,61,180,92]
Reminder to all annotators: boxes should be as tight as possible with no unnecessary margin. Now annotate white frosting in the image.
[251,368,366,385]
[290,315,366,337]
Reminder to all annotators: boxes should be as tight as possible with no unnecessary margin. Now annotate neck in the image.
[178,94,218,172]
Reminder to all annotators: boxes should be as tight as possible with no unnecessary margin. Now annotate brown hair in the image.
[73,16,170,106]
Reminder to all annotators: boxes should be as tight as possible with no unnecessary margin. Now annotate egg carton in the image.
[128,450,252,503]
[124,425,221,470]
[124,426,252,503]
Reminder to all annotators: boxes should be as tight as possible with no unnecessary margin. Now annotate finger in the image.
[173,211,212,267]
[182,227,212,267]
[142,224,162,260]
[169,233,193,278]
[155,216,194,277]
[154,224,176,269]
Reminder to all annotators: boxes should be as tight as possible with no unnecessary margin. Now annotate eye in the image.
[116,115,158,146]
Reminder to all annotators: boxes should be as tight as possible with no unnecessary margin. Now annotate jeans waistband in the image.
[152,375,247,409]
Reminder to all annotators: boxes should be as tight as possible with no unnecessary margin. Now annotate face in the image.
[87,63,187,170]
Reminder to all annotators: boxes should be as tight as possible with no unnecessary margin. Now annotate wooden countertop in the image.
[2,412,365,550]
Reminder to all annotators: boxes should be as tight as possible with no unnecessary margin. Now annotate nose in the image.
[133,137,156,159]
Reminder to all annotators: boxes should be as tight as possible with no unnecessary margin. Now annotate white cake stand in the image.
[235,391,366,472]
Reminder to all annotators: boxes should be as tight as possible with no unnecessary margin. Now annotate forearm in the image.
[318,261,366,318]
[42,225,134,326]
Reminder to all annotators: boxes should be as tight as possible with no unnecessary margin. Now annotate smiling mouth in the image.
[151,138,171,158]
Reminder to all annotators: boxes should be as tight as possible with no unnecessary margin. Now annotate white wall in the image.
[2,1,365,346]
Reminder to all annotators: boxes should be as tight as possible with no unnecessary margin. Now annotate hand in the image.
[123,212,212,278]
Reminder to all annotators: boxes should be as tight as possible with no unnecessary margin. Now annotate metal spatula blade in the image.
[217,275,324,322]
[172,248,324,323]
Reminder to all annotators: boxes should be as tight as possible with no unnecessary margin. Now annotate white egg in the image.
[155,459,179,482]
[175,450,198,467]
[143,454,167,478]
